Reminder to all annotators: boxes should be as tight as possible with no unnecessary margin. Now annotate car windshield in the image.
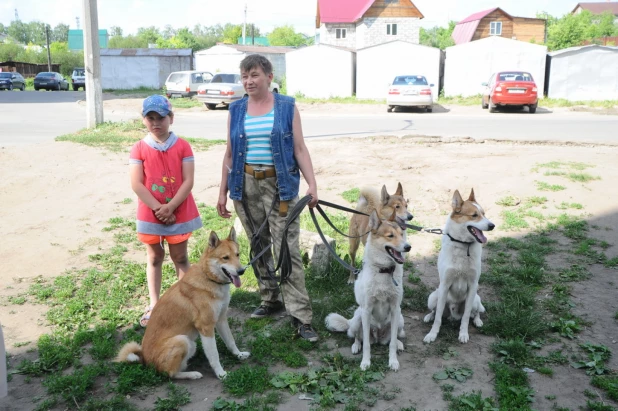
[393,76,428,86]
[73,69,85,76]
[0,73,13,78]
[498,72,533,81]
[211,74,237,83]
[36,73,55,78]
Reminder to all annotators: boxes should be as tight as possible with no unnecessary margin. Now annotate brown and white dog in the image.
[348,183,413,283]
[326,210,411,371]
[115,228,250,379]
[423,189,494,344]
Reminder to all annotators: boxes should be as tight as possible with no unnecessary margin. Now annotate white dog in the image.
[326,210,411,371]
[423,189,494,344]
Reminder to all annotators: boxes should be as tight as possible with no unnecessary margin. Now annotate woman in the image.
[216,54,319,342]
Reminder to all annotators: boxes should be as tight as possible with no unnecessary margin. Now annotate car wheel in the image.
[481,97,488,109]
[426,106,433,113]
[73,85,78,91]
[205,103,217,110]
[529,104,537,114]
[387,105,394,112]
[488,98,497,113]
[34,87,39,91]
[8,84,13,91]
[21,84,25,91]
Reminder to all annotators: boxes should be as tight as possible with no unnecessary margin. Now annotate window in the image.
[490,21,502,36]
[336,28,346,39]
[387,23,398,36]
[384,0,398,3]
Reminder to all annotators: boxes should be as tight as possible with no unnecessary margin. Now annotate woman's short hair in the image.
[240,54,273,76]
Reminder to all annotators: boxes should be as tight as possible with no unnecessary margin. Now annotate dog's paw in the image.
[423,313,434,323]
[187,371,203,380]
[397,339,404,352]
[347,278,355,285]
[351,341,361,354]
[216,370,228,380]
[397,329,406,339]
[237,351,250,360]
[423,332,437,343]
[389,358,400,371]
[458,332,470,344]
[360,359,371,371]
[473,317,484,328]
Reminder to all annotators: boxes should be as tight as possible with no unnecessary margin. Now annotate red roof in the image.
[453,8,513,45]
[318,0,375,23]
[572,2,618,14]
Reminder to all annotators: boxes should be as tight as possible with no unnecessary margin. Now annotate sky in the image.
[0,0,585,36]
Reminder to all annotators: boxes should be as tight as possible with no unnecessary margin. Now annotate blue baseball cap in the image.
[142,95,173,116]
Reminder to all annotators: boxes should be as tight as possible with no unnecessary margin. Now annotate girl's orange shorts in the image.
[137,232,192,245]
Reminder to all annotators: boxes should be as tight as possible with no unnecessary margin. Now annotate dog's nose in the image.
[237,266,246,276]
[407,213,413,221]
[488,223,495,231]
[404,244,411,252]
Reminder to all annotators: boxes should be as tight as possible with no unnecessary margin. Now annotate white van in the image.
[165,70,213,98]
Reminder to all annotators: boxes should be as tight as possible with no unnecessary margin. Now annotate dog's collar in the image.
[445,234,474,257]
[379,265,396,274]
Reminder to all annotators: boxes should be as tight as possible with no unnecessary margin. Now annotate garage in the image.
[546,45,618,101]
[356,40,442,100]
[444,36,547,98]
[286,44,356,98]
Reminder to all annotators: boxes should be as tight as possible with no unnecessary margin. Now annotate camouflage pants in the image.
[233,172,313,325]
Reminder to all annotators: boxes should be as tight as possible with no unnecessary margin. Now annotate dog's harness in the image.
[445,233,475,257]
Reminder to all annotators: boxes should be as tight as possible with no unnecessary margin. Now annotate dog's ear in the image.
[227,226,237,243]
[468,188,476,202]
[208,231,220,249]
[369,210,381,230]
[381,185,390,205]
[395,182,403,196]
[452,190,463,213]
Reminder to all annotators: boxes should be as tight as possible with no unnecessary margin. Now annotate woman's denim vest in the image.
[227,93,300,201]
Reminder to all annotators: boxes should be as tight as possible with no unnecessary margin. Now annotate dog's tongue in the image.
[476,229,488,244]
[393,249,404,264]
[231,275,241,288]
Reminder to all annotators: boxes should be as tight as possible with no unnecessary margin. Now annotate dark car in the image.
[71,68,86,91]
[34,72,70,91]
[0,72,26,91]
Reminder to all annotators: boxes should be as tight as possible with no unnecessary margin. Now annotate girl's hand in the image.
[155,203,174,220]
[163,214,176,225]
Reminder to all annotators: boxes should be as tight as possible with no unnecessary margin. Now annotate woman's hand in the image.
[217,193,232,218]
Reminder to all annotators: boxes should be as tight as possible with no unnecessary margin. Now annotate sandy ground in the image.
[1,101,618,410]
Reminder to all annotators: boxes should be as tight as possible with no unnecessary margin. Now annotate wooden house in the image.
[571,2,618,20]
[452,8,546,45]
[316,0,424,50]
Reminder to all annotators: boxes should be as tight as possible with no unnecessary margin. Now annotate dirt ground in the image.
[1,101,618,410]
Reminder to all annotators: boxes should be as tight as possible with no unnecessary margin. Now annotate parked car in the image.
[71,68,86,91]
[482,71,538,113]
[165,70,213,98]
[34,72,69,91]
[0,72,26,91]
[196,73,280,110]
[387,75,434,112]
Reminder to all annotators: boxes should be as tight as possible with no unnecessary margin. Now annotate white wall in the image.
[356,41,441,99]
[101,56,160,89]
[319,23,357,50]
[444,36,547,97]
[195,46,246,74]
[548,46,618,101]
[357,18,420,50]
[286,45,355,98]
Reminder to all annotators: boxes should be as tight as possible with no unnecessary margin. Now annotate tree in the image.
[136,26,161,44]
[6,21,29,44]
[0,23,6,35]
[419,21,456,50]
[109,35,148,48]
[267,25,312,47]
[52,23,69,43]
[109,26,123,37]
[545,9,618,50]
[162,24,176,40]
[222,23,242,44]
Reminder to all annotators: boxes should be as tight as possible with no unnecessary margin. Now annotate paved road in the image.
[1,91,617,145]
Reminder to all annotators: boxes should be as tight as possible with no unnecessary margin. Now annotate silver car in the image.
[196,73,280,110]
[387,75,434,113]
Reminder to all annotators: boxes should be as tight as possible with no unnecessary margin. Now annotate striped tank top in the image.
[245,108,274,166]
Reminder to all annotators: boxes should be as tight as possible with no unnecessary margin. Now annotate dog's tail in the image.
[325,313,350,332]
[114,341,144,364]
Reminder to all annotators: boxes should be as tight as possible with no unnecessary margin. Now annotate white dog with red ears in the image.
[423,189,494,344]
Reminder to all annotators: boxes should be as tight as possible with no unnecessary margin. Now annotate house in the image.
[452,8,546,45]
[68,29,109,50]
[0,61,61,77]
[571,2,618,20]
[286,44,356,98]
[100,48,192,89]
[546,45,618,101]
[316,0,424,50]
[194,44,293,82]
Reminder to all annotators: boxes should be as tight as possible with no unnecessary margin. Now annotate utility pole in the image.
[45,25,52,71]
[82,0,104,128]
[242,3,247,45]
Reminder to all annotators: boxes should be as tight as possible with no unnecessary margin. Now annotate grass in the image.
[498,196,548,231]
[294,93,385,105]
[536,181,566,192]
[56,119,226,152]
[102,87,164,97]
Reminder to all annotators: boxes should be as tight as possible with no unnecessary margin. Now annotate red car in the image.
[481,71,538,113]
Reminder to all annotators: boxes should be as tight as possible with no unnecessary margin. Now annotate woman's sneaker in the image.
[250,301,284,318]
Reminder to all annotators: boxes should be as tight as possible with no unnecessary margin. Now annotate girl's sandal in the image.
[140,306,153,327]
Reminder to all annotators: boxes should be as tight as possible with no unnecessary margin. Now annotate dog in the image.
[348,182,413,284]
[423,189,494,344]
[115,227,250,379]
[326,210,411,371]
